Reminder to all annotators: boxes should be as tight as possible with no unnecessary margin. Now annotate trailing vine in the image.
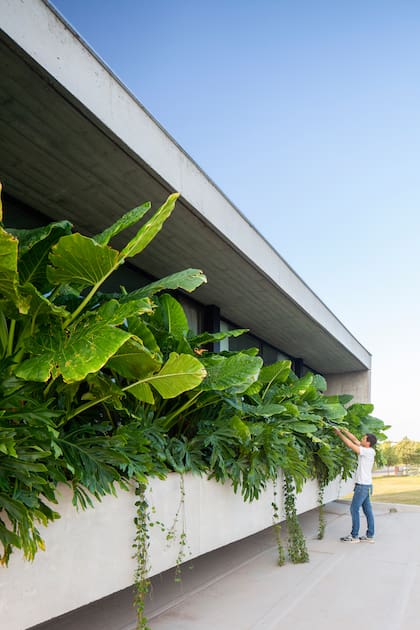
[317,477,327,540]
[283,474,309,564]
[271,479,286,566]
[133,483,151,630]
[147,473,191,588]
[163,473,191,582]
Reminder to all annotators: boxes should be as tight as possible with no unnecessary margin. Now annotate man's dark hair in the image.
[366,433,377,447]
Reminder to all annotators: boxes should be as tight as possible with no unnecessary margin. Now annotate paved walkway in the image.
[145,500,420,630]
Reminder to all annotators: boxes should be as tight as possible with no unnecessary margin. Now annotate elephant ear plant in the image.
[0,189,208,564]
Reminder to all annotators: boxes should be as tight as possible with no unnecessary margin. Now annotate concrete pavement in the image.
[145,500,420,630]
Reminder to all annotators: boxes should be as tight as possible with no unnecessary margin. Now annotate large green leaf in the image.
[107,338,162,379]
[312,374,327,392]
[245,403,287,417]
[201,353,263,393]
[347,402,375,417]
[16,317,131,383]
[190,328,249,347]
[59,321,131,382]
[96,298,153,325]
[0,228,31,314]
[125,352,206,399]
[259,360,292,385]
[47,233,120,291]
[0,227,18,275]
[152,294,189,338]
[15,354,56,382]
[289,372,314,395]
[292,423,318,434]
[119,193,179,260]
[126,319,161,356]
[127,381,155,404]
[94,202,151,246]
[317,401,347,420]
[10,222,72,293]
[123,268,207,300]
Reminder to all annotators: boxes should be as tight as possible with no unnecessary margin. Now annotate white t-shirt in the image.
[355,446,375,484]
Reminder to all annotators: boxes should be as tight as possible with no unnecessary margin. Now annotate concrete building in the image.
[0,1,370,628]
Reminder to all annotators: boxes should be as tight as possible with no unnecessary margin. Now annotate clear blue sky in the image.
[50,0,420,441]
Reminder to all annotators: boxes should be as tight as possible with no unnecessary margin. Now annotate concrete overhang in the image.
[0,0,371,374]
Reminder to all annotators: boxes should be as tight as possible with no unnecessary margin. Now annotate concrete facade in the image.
[0,1,372,627]
[2,475,353,630]
[325,370,371,404]
[0,0,371,377]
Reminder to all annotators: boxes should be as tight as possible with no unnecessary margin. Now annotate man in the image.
[334,427,377,543]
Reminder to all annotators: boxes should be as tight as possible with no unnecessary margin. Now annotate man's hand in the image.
[333,427,361,454]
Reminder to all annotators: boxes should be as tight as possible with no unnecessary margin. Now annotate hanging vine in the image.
[283,474,309,564]
[271,478,286,566]
[133,483,151,630]
[164,473,191,582]
[317,476,328,540]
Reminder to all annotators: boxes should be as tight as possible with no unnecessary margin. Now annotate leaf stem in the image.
[7,319,16,357]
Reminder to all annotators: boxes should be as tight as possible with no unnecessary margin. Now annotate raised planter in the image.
[1,473,352,630]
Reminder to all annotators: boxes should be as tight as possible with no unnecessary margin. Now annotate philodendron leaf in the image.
[246,403,287,417]
[126,382,155,404]
[290,372,314,395]
[15,354,57,382]
[201,353,263,393]
[124,268,207,300]
[126,319,160,355]
[94,202,151,246]
[292,423,318,434]
[152,294,189,338]
[190,328,249,347]
[10,221,73,292]
[0,227,18,274]
[96,298,153,325]
[16,317,131,383]
[107,339,162,380]
[0,228,31,314]
[59,316,132,382]
[317,401,347,420]
[47,233,120,291]
[119,193,180,260]
[126,352,206,399]
[312,374,327,392]
[259,360,292,385]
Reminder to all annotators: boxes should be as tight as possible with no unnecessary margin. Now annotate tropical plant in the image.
[0,191,207,564]
[0,184,389,583]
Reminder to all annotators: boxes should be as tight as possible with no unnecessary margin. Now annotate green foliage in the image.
[0,187,390,576]
[284,474,309,563]
[0,193,207,563]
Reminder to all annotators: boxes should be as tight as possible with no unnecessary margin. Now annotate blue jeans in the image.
[350,483,374,538]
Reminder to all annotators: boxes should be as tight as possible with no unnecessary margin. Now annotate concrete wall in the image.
[0,0,371,374]
[325,369,371,403]
[1,473,353,630]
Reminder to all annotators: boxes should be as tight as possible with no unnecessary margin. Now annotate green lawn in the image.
[343,475,420,505]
